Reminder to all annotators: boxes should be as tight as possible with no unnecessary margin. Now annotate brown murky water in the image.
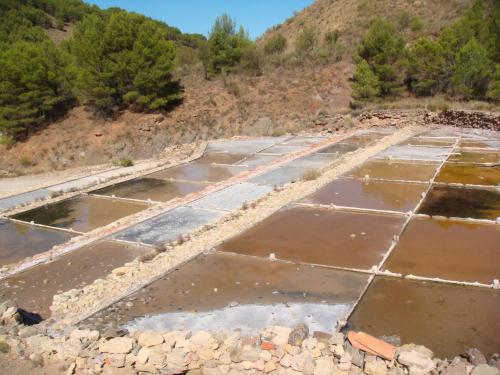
[147,163,244,183]
[459,140,498,149]
[345,134,384,146]
[0,241,151,318]
[449,151,500,164]
[347,161,438,182]
[317,143,360,154]
[83,252,369,329]
[347,277,500,358]
[91,178,207,202]
[0,221,74,267]
[13,195,147,232]
[401,138,456,147]
[218,207,405,269]
[384,217,500,284]
[418,185,500,220]
[302,179,428,212]
[194,152,246,165]
[436,163,500,186]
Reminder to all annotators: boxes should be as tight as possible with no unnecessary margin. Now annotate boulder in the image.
[261,326,292,347]
[466,348,488,366]
[398,349,435,375]
[314,357,335,375]
[289,324,309,346]
[138,331,164,347]
[364,358,388,375]
[472,364,500,375]
[99,337,135,354]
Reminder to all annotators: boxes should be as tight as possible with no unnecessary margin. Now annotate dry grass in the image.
[302,168,321,181]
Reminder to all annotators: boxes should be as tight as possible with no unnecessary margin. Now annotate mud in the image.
[449,151,500,164]
[217,206,405,269]
[418,185,500,220]
[347,160,438,182]
[0,220,74,267]
[147,163,245,183]
[82,252,369,332]
[12,195,147,232]
[347,277,500,358]
[0,241,150,318]
[435,163,500,186]
[302,179,428,212]
[383,217,500,284]
[91,178,207,202]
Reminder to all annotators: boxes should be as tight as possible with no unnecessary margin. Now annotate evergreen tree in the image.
[69,11,180,115]
[406,37,447,96]
[357,18,405,95]
[207,13,251,75]
[451,38,493,99]
[0,40,72,139]
[352,58,381,99]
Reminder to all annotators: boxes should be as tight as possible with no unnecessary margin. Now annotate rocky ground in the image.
[0,300,499,375]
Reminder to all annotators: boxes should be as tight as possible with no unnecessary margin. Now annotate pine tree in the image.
[0,40,72,139]
[352,59,381,99]
[451,38,493,99]
[407,37,447,96]
[357,18,405,96]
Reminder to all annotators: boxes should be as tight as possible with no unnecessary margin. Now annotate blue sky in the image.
[85,0,315,39]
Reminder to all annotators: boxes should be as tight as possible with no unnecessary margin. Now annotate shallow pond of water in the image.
[418,185,500,220]
[449,151,500,164]
[0,220,74,266]
[0,241,151,318]
[347,160,438,182]
[91,178,207,202]
[436,163,500,186]
[384,217,500,284]
[82,252,369,333]
[347,277,500,358]
[13,195,147,232]
[302,179,428,212]
[218,206,405,269]
[147,163,245,183]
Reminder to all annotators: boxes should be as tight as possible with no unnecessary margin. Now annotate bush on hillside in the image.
[264,33,287,55]
[295,27,316,57]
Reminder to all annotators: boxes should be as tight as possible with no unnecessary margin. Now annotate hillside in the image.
[259,0,475,53]
[0,0,497,176]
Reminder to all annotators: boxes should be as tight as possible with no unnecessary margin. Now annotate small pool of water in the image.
[347,160,438,182]
[0,220,74,266]
[13,195,147,232]
[91,178,207,202]
[384,217,500,284]
[418,185,500,220]
[218,206,405,269]
[302,178,428,212]
[82,252,369,333]
[0,241,151,318]
[347,277,500,358]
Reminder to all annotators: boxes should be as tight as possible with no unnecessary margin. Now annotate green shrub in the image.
[451,38,493,99]
[114,157,134,167]
[295,27,316,57]
[352,59,381,99]
[264,34,287,55]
